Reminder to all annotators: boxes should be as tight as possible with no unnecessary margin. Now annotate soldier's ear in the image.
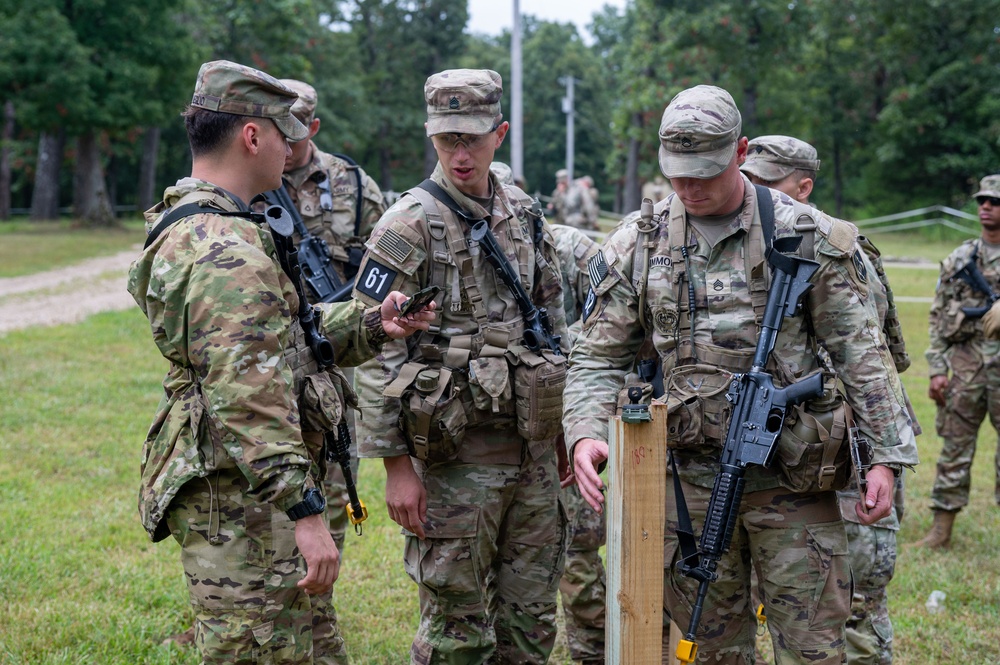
[797,177,814,202]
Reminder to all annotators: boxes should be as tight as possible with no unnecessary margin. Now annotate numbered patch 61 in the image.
[356,259,398,301]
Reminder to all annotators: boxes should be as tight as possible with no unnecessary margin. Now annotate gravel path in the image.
[0,247,141,333]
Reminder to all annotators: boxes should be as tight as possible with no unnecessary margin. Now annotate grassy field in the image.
[1,230,998,664]
[0,219,146,278]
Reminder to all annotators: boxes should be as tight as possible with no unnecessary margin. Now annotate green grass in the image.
[0,219,146,278]
[1,231,998,664]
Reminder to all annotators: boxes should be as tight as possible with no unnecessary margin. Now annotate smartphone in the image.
[397,285,441,317]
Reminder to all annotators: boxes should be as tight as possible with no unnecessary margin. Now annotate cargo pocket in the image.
[403,504,484,606]
[775,401,849,493]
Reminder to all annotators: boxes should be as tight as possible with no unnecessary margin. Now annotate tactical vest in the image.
[630,187,850,492]
[381,185,565,465]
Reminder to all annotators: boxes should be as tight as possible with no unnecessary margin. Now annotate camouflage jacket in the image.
[284,143,386,282]
[563,177,918,490]
[128,178,388,542]
[925,237,1000,376]
[352,164,567,462]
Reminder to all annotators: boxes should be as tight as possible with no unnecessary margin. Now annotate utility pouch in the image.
[775,396,850,492]
[512,350,567,442]
[468,356,514,415]
[941,299,974,343]
[662,364,732,449]
[397,366,468,463]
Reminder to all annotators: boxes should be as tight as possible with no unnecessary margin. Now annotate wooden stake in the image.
[606,402,668,663]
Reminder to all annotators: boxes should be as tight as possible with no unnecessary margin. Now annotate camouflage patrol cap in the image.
[974,174,1000,199]
[190,60,308,141]
[555,169,569,181]
[741,135,821,181]
[658,85,742,179]
[490,161,514,186]
[279,79,318,126]
[425,69,503,136]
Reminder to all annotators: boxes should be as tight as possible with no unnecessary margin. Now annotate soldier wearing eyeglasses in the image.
[351,69,568,664]
[919,174,1000,549]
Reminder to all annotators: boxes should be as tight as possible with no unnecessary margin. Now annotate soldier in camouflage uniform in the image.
[548,169,571,224]
[743,135,919,665]
[352,69,568,664]
[280,76,386,563]
[127,60,433,665]
[564,86,918,665]
[917,174,1000,548]
[550,223,606,665]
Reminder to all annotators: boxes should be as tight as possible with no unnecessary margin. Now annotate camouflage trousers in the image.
[404,446,566,665]
[932,346,1000,511]
[166,469,348,664]
[843,521,897,665]
[663,480,850,665]
[559,482,607,663]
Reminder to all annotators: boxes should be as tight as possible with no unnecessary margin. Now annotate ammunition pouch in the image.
[774,391,850,493]
[512,349,567,442]
[661,363,735,450]
[468,355,514,415]
[940,299,977,343]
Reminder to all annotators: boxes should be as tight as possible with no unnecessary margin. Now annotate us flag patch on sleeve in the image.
[376,228,414,264]
[588,250,609,288]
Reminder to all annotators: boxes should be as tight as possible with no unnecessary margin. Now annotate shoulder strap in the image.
[417,179,485,223]
[143,204,253,249]
[332,152,364,238]
[752,184,775,247]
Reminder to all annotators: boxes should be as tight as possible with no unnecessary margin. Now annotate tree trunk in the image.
[137,126,161,212]
[31,129,65,221]
[73,131,115,226]
[379,141,393,193]
[0,101,14,220]
[623,113,643,213]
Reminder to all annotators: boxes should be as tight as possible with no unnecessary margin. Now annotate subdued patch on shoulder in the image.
[826,217,858,254]
[588,250,609,288]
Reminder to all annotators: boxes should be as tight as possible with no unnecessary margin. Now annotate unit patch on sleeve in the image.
[356,259,399,301]
[851,249,868,284]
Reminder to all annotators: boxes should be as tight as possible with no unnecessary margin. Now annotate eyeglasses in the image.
[430,124,499,153]
[977,196,1000,207]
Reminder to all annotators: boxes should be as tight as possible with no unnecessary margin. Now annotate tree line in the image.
[1,0,998,226]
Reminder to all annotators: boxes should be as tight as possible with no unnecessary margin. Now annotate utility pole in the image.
[511,0,523,183]
[560,76,576,180]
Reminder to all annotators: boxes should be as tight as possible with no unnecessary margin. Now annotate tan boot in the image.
[161,625,196,647]
[912,510,956,549]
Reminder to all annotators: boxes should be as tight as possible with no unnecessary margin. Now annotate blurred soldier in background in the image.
[547,168,571,224]
[743,134,919,665]
[920,173,1000,549]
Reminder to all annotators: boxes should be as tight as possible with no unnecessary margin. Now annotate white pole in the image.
[511,0,524,182]
[562,76,575,180]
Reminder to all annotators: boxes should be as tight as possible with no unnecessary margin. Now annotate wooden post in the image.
[606,402,667,663]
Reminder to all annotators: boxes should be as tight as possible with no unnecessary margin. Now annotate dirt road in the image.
[0,247,140,333]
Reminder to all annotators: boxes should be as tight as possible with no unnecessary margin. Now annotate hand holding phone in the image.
[396,285,442,318]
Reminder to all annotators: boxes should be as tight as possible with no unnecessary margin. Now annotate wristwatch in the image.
[285,487,327,521]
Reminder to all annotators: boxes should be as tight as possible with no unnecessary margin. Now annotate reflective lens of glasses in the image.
[432,131,493,153]
[977,196,1000,207]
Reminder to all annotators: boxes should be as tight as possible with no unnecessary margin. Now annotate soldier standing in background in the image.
[918,174,1000,549]
[128,60,433,664]
[492,158,607,662]
[564,85,918,664]
[550,222,606,665]
[742,134,919,665]
[548,168,570,224]
[352,69,568,664]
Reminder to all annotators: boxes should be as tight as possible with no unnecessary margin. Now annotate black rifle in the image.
[267,209,368,533]
[470,219,562,355]
[264,181,353,303]
[953,257,999,318]
[675,235,824,664]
